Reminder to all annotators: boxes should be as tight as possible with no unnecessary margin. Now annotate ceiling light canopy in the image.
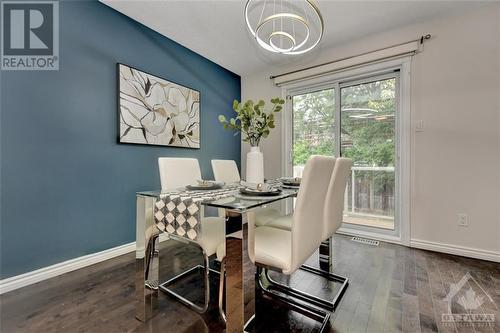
[245,0,324,55]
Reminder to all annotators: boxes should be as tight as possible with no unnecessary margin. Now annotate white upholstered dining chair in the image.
[210,159,243,224]
[154,157,226,316]
[322,158,353,243]
[266,158,352,312]
[210,158,287,322]
[211,159,240,185]
[253,158,352,264]
[246,155,336,331]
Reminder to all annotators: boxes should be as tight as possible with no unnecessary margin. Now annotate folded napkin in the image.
[281,177,301,185]
[240,181,273,192]
[197,179,216,186]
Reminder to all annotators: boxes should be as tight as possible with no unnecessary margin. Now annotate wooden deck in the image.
[343,214,395,230]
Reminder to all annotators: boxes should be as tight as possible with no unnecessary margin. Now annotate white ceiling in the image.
[101,0,487,76]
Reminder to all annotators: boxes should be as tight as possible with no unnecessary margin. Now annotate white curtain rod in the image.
[269,34,431,80]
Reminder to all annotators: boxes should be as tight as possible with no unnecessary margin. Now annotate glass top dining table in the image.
[135,183,299,332]
[137,185,298,212]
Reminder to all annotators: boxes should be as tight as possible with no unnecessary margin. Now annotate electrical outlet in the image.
[457,213,468,227]
[416,120,424,132]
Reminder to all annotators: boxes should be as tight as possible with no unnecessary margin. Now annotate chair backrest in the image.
[290,155,336,274]
[211,159,240,184]
[158,157,202,190]
[323,158,353,240]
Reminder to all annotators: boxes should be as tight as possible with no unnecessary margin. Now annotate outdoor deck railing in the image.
[294,164,395,220]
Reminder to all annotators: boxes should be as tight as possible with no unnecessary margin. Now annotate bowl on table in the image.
[239,181,282,196]
[239,187,282,196]
[279,177,301,187]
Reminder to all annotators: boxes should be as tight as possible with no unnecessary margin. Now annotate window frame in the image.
[281,57,411,245]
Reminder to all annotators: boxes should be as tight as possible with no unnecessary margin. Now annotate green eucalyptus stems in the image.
[218,98,285,147]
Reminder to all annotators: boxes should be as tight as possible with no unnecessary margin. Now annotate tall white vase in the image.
[246,146,264,184]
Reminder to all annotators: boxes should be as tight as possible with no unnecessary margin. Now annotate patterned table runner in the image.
[154,186,240,241]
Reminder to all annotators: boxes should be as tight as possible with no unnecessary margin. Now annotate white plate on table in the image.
[281,184,300,189]
[185,181,224,190]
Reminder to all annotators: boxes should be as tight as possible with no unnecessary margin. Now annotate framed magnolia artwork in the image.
[118,63,200,148]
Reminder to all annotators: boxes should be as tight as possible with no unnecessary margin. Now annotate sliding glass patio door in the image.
[290,72,400,238]
[340,75,397,232]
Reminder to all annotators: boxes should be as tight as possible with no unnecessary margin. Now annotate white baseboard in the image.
[3,235,497,294]
[0,233,172,294]
[0,242,135,294]
[410,239,500,263]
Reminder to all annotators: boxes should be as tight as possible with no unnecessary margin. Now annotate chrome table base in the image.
[135,196,253,332]
[136,193,343,331]
[224,211,254,333]
[136,195,159,322]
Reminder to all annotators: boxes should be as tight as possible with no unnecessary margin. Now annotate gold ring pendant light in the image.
[245,0,324,55]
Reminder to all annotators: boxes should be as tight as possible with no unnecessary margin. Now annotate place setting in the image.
[236,177,301,200]
[185,180,225,191]
[278,177,301,189]
[239,181,282,197]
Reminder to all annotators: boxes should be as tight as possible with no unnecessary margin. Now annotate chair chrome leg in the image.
[319,237,333,271]
[218,258,226,323]
[300,264,349,311]
[256,267,330,333]
[244,314,255,333]
[159,252,211,313]
[264,268,336,311]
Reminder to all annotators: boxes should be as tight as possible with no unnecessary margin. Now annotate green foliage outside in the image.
[340,79,395,168]
[292,89,335,165]
[293,79,396,197]
[293,139,334,165]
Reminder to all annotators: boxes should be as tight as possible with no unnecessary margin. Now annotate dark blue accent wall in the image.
[0,0,241,278]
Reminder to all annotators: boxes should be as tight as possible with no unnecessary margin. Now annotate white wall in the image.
[241,4,500,258]
[241,76,282,179]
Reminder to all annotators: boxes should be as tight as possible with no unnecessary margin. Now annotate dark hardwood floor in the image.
[1,234,499,333]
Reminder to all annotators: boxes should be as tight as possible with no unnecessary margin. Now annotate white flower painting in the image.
[118,64,200,148]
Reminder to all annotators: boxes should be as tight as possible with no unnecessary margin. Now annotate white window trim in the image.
[280,57,411,246]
